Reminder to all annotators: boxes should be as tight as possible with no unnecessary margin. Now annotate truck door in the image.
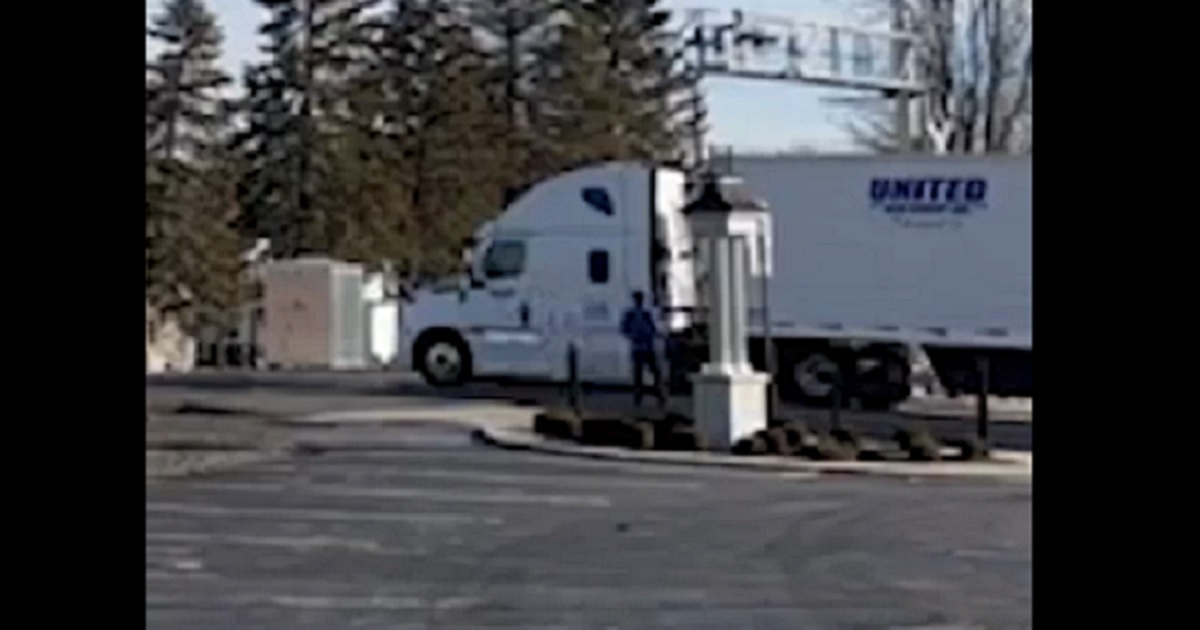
[571,241,629,383]
[475,237,550,377]
[507,236,625,384]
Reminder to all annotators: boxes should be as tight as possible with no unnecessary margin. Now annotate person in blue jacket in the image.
[620,291,665,408]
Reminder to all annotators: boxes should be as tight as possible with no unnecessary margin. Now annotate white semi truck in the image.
[396,155,1031,408]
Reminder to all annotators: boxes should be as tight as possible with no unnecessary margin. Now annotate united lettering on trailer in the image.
[868,177,988,224]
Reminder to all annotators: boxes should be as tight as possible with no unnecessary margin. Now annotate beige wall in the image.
[262,262,332,367]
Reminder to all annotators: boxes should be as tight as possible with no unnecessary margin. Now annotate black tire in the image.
[778,347,844,407]
[415,332,472,386]
[852,346,912,410]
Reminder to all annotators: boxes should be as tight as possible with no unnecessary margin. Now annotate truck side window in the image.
[588,249,609,284]
[482,240,526,280]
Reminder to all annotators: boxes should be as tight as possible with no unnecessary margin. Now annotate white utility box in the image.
[262,257,366,369]
[362,272,400,366]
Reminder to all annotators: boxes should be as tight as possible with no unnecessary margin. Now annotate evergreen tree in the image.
[146,0,230,160]
[358,0,508,278]
[235,0,378,259]
[146,0,244,331]
[218,0,699,289]
[539,0,692,169]
[466,0,561,189]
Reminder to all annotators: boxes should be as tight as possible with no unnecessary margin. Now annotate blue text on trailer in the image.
[869,177,988,215]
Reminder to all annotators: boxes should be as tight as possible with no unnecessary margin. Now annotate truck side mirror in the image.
[464,256,485,289]
[461,238,486,289]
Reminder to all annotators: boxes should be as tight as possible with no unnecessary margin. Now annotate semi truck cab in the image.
[398,162,697,386]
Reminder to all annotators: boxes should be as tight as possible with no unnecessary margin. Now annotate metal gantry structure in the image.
[673,6,929,166]
[669,6,931,420]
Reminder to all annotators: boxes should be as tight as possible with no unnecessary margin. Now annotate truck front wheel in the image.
[416,332,472,386]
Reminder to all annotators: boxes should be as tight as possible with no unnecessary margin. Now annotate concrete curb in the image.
[283,407,1031,482]
[475,426,1032,481]
[896,409,1033,423]
[160,402,1031,481]
[277,405,541,429]
[896,397,1033,423]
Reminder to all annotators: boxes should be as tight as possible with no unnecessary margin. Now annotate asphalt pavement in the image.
[147,370,1033,452]
[147,420,1031,629]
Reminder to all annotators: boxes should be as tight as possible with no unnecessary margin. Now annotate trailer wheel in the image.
[853,347,911,410]
[416,332,471,387]
[781,350,842,406]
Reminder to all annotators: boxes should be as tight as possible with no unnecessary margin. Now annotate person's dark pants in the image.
[632,349,665,407]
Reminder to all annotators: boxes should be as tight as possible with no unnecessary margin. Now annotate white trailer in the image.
[397,156,1031,407]
[728,154,1032,404]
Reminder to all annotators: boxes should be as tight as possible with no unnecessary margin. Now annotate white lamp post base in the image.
[691,368,771,450]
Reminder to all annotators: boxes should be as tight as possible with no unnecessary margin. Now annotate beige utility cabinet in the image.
[262,257,366,369]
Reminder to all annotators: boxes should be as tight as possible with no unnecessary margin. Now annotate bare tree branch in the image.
[828,0,1032,154]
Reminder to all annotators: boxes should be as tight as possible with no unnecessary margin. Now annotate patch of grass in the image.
[540,406,578,421]
[894,424,942,461]
[813,431,858,461]
[630,420,656,450]
[539,407,699,451]
[732,434,769,455]
[945,436,990,461]
[855,448,887,461]
[580,416,643,448]
[533,408,583,441]
[830,428,861,449]
[663,426,707,451]
[765,423,809,456]
[767,414,799,429]
[636,414,703,451]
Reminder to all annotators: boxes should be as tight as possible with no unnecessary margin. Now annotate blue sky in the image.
[147,0,875,152]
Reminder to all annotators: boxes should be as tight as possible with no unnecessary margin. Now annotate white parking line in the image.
[145,593,486,611]
[146,542,211,580]
[146,532,429,556]
[145,570,217,581]
[145,502,504,525]
[181,481,613,509]
[769,471,822,481]
[144,544,196,556]
[373,468,707,492]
